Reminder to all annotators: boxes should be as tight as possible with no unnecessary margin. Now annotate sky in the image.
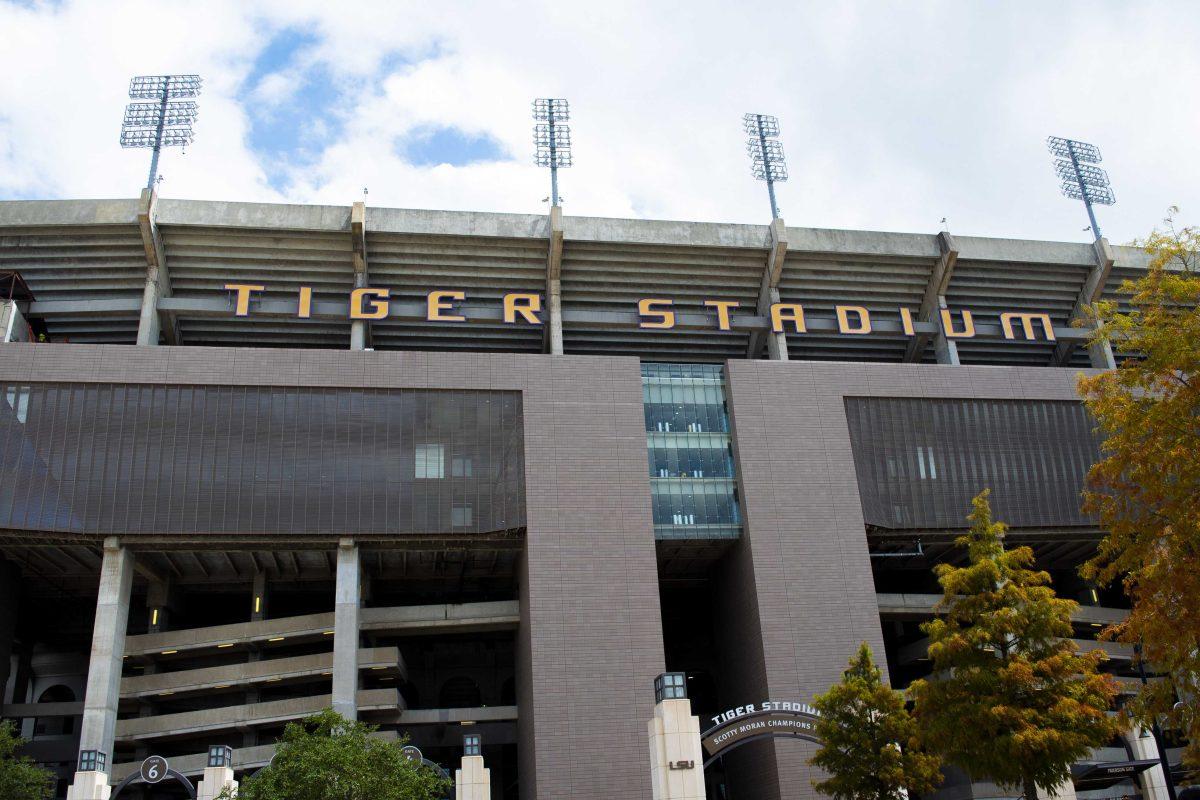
[0,0,1197,244]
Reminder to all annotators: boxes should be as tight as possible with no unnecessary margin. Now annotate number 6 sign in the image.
[140,755,168,784]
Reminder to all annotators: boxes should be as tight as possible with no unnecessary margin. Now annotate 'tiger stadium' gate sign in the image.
[701,701,822,766]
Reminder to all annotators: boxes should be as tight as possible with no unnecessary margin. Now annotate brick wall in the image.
[722,359,1094,800]
[0,344,666,800]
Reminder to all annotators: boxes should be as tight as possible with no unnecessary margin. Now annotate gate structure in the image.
[646,673,823,800]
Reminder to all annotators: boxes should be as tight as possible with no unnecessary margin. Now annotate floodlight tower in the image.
[533,99,572,206]
[1046,136,1115,240]
[121,74,202,190]
[744,113,788,220]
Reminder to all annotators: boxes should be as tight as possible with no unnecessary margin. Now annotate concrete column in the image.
[350,200,369,351]
[932,296,960,365]
[251,571,268,621]
[135,270,162,346]
[1128,728,1173,800]
[146,577,171,633]
[455,756,492,800]
[545,204,564,355]
[1038,779,1078,800]
[547,278,564,355]
[763,286,788,361]
[70,537,133,799]
[647,697,705,800]
[350,272,369,351]
[332,539,360,720]
[0,556,18,705]
[1088,335,1117,369]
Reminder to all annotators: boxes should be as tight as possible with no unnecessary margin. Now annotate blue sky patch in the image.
[401,126,508,167]
[239,27,347,191]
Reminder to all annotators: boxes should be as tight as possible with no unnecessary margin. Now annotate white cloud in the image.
[0,0,1197,243]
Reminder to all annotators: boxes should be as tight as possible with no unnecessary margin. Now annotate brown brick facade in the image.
[721,360,1094,800]
[0,344,665,800]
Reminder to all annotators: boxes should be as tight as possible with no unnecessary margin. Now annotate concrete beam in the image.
[350,202,369,351]
[1052,237,1117,368]
[904,231,959,363]
[115,688,401,741]
[124,600,520,657]
[875,593,1129,626]
[79,538,133,763]
[545,205,564,355]
[332,539,360,720]
[121,647,403,698]
[897,635,1134,667]
[746,218,789,359]
[135,188,180,347]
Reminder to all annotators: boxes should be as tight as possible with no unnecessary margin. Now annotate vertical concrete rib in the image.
[1052,236,1117,369]
[747,218,788,360]
[905,231,958,364]
[135,187,178,346]
[79,537,133,761]
[332,538,361,720]
[350,201,369,351]
[545,205,564,355]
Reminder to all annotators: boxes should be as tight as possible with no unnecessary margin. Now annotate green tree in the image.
[1078,208,1200,767]
[810,643,942,800]
[910,491,1119,800]
[222,709,451,800]
[0,721,53,800]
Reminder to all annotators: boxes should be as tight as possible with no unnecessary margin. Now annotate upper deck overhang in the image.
[0,197,1154,364]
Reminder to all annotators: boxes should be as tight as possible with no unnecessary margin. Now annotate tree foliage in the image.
[810,642,942,800]
[910,491,1119,800]
[1078,208,1200,767]
[0,721,53,800]
[222,709,451,800]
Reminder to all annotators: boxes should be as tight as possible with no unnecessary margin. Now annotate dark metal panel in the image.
[0,383,524,536]
[845,397,1101,529]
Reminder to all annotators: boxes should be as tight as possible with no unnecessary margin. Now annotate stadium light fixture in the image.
[533,98,571,206]
[120,74,202,190]
[1046,136,1115,240]
[744,113,788,220]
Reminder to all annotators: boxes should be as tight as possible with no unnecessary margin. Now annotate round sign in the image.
[401,745,423,764]
[140,755,169,784]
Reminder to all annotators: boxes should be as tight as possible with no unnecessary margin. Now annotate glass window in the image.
[452,504,473,527]
[451,456,472,477]
[415,444,445,479]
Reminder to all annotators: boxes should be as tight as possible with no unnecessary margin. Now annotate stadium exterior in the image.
[0,192,1183,799]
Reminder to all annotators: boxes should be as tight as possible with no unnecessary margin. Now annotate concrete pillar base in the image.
[197,765,238,800]
[66,771,111,800]
[455,755,491,800]
[1128,728,1172,800]
[647,698,705,800]
[1038,779,1078,800]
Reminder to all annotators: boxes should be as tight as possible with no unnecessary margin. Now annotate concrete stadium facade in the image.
[0,193,1182,799]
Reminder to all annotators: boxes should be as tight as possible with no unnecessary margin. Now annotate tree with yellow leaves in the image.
[1078,207,1200,768]
[910,491,1119,800]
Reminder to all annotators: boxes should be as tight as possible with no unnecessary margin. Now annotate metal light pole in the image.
[1135,642,1179,800]
[533,98,572,206]
[1046,136,1115,241]
[744,113,788,220]
[121,75,202,190]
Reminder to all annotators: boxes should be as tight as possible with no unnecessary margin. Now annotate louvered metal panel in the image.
[0,383,524,536]
[846,397,1102,530]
